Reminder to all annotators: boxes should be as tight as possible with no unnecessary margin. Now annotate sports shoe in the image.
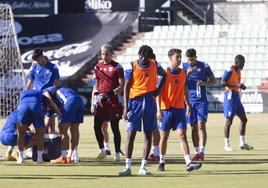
[158,163,165,171]
[119,168,132,176]
[240,143,254,150]
[24,148,33,159]
[50,156,66,164]
[36,159,44,164]
[192,152,204,161]
[138,167,152,176]
[5,151,16,161]
[66,156,72,164]
[114,154,120,163]
[186,162,202,172]
[224,145,234,151]
[16,157,24,164]
[105,150,111,155]
[95,152,107,161]
[148,153,160,162]
[11,150,19,161]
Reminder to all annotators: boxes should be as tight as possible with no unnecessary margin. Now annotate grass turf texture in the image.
[0,113,268,188]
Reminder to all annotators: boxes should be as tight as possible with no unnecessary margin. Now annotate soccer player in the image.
[92,44,124,162]
[221,55,253,151]
[16,89,61,164]
[44,86,84,164]
[182,48,215,161]
[119,45,166,176]
[157,48,202,172]
[0,110,34,161]
[26,48,60,133]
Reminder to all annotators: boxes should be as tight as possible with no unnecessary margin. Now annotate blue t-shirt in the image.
[19,89,43,105]
[44,86,78,105]
[124,59,166,81]
[222,66,237,82]
[0,110,18,135]
[183,61,214,102]
[28,61,60,91]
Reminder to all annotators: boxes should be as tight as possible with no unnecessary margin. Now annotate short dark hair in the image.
[235,54,245,64]
[138,45,154,59]
[32,48,43,60]
[168,48,182,58]
[186,48,196,58]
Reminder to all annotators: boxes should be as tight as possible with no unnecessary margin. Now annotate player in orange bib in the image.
[156,49,202,172]
[119,45,167,176]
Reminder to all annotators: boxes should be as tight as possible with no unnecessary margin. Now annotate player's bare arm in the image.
[123,79,131,120]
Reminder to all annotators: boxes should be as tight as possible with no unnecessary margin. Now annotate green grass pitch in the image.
[0,113,268,188]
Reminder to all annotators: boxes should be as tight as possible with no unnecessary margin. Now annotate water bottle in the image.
[196,82,201,99]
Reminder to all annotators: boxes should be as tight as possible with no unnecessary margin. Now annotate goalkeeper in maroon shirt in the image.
[91,44,125,162]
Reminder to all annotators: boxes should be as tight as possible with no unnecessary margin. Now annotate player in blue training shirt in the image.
[221,55,253,151]
[182,48,215,162]
[43,86,84,164]
[0,110,33,160]
[26,48,61,133]
[16,89,61,164]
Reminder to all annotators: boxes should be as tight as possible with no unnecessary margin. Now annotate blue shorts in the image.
[224,90,245,119]
[158,108,186,131]
[188,101,208,125]
[127,94,156,132]
[58,96,84,124]
[0,132,33,146]
[17,103,45,129]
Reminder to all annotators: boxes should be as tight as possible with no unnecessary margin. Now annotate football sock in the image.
[37,151,44,161]
[7,146,14,152]
[18,150,24,161]
[104,142,110,150]
[67,149,73,157]
[194,147,200,154]
[224,138,230,147]
[140,159,147,168]
[153,145,160,156]
[159,154,165,163]
[240,136,245,146]
[61,150,67,158]
[184,154,191,166]
[200,146,205,154]
[126,158,132,169]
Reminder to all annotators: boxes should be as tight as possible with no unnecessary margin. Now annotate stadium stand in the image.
[116,24,268,89]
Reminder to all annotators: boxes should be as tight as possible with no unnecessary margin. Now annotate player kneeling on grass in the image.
[0,110,34,161]
[44,86,84,164]
[157,49,202,172]
[16,89,61,164]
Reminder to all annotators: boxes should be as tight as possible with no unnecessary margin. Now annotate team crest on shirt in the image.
[109,67,113,72]
[47,70,50,74]
[197,68,201,72]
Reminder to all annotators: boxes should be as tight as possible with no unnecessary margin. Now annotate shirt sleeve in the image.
[156,61,166,76]
[204,63,214,79]
[27,64,36,80]
[43,86,54,94]
[124,62,133,81]
[53,64,60,80]
[222,69,232,81]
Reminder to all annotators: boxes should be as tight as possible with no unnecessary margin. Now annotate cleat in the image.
[11,150,19,161]
[158,163,165,171]
[36,159,44,164]
[240,143,254,150]
[50,156,66,164]
[119,168,131,176]
[66,156,72,164]
[5,151,16,161]
[95,152,107,161]
[105,150,111,155]
[192,152,204,161]
[224,146,234,151]
[138,167,152,176]
[186,162,202,172]
[16,158,24,164]
[114,154,120,163]
[148,153,160,162]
